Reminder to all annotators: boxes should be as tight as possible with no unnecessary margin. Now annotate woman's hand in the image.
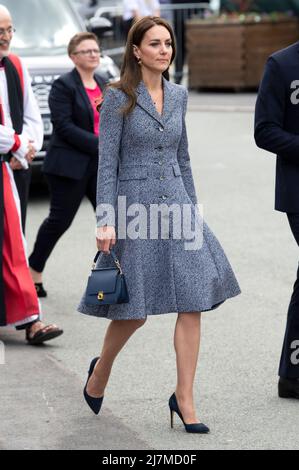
[25,141,37,164]
[96,226,116,254]
[9,157,23,170]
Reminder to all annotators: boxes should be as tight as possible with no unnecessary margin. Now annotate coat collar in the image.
[136,76,174,126]
[71,67,106,90]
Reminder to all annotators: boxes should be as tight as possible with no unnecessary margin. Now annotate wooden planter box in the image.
[186,17,299,89]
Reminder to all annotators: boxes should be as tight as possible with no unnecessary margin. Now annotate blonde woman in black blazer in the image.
[29,32,107,297]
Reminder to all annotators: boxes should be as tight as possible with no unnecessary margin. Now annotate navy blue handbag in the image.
[85,249,129,306]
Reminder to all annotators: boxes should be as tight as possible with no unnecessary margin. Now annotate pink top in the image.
[85,84,102,136]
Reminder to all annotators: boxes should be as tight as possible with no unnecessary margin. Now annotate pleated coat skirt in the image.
[78,78,241,320]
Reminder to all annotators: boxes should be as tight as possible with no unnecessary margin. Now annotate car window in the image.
[2,0,82,56]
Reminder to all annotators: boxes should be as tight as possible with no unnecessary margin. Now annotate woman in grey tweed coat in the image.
[78,16,241,431]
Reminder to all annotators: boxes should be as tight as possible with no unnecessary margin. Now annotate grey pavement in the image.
[188,90,256,112]
[1,92,299,450]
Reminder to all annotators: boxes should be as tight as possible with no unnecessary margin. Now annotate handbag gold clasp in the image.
[98,291,104,301]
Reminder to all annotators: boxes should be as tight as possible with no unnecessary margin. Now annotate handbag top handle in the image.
[93,249,123,274]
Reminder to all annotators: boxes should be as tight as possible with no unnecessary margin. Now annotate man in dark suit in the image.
[171,0,192,85]
[29,32,107,297]
[171,0,211,84]
[255,41,299,399]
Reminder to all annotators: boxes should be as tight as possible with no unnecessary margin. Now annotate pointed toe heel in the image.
[83,357,104,415]
[184,422,210,434]
[168,393,210,434]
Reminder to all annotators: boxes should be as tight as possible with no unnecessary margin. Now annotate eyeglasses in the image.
[73,49,101,56]
[0,27,16,37]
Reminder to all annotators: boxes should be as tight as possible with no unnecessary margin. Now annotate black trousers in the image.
[13,167,32,233]
[279,213,299,378]
[29,163,97,273]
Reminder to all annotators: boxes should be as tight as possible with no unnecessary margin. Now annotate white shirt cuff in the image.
[12,134,29,169]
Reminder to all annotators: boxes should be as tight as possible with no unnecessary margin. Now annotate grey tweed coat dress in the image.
[78,77,241,320]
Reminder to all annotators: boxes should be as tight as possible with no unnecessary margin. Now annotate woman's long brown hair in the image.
[109,16,176,116]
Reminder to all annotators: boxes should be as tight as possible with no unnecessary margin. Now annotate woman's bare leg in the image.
[86,318,147,398]
[174,312,202,424]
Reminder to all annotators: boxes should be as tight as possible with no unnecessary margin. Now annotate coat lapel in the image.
[72,68,94,129]
[136,76,174,126]
[163,77,176,123]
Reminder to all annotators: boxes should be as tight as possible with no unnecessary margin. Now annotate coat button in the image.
[160,176,165,181]
[158,126,164,132]
[162,195,167,200]
[158,161,163,166]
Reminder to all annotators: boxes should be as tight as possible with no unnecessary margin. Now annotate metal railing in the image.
[96,2,214,17]
[96,2,219,81]
[96,2,216,35]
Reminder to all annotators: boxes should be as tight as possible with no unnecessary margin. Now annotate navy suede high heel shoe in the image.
[83,357,104,415]
[169,393,210,434]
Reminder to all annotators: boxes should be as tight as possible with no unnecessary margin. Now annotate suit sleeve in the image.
[177,88,198,206]
[254,57,299,163]
[49,78,98,156]
[96,88,123,227]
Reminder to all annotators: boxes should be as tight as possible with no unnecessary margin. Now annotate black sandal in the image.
[26,324,63,345]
